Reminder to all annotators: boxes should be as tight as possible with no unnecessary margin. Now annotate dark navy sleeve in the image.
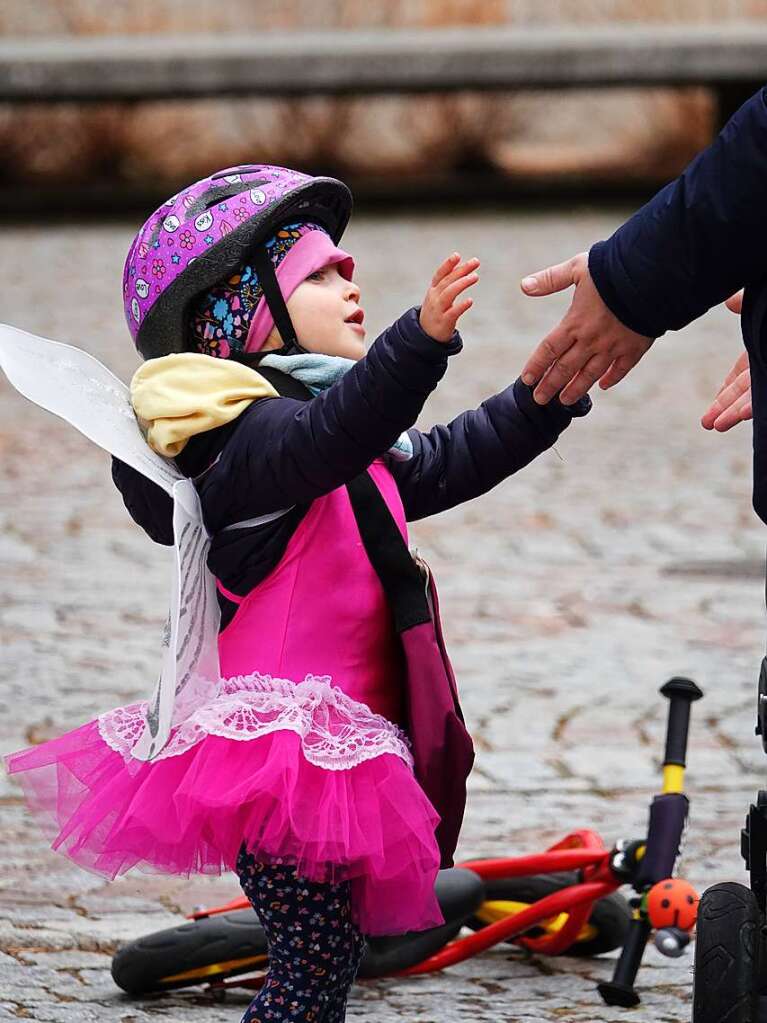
[390,379,591,521]
[111,457,174,545]
[588,86,767,339]
[197,307,462,531]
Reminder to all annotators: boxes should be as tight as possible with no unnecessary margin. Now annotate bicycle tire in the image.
[692,882,762,1023]
[359,867,485,977]
[111,909,267,994]
[465,872,631,957]
[112,867,485,993]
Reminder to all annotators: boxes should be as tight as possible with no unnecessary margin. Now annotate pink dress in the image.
[3,461,443,936]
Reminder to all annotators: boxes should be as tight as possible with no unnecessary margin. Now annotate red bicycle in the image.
[112,677,702,1009]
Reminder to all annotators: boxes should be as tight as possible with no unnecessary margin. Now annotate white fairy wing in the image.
[0,323,181,495]
[0,324,221,761]
[131,477,221,761]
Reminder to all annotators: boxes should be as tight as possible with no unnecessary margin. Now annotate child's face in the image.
[266,263,366,360]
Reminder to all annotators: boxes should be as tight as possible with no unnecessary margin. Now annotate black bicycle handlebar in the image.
[599,677,703,1009]
[660,677,703,767]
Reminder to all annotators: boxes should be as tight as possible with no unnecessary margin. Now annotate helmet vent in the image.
[210,167,271,180]
[186,182,269,219]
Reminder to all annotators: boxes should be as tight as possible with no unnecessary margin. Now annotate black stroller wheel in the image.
[693,882,762,1023]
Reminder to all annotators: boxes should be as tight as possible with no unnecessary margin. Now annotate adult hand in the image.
[700,291,751,432]
[519,252,654,405]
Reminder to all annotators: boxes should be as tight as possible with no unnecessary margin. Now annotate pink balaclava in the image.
[189,222,354,359]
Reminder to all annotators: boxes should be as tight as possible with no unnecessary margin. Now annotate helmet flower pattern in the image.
[188,221,330,359]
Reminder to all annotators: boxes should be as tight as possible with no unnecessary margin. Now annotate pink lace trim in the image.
[97,673,413,771]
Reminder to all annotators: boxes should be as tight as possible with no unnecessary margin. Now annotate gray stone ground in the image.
[0,208,764,1022]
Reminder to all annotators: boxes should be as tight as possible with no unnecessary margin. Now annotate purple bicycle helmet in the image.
[123,164,352,360]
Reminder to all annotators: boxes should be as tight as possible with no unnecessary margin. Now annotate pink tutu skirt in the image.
[3,673,443,936]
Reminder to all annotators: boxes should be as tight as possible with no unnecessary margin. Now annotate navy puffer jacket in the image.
[587,85,767,520]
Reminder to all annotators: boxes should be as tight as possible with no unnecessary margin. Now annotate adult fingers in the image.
[701,356,750,428]
[713,361,745,399]
[531,338,592,404]
[720,350,750,389]
[725,290,744,315]
[597,352,643,391]
[521,324,577,388]
[558,352,614,405]
[520,253,582,297]
[701,368,750,430]
[712,392,752,432]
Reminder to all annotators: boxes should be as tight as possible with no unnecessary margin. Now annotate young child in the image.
[4,165,589,1023]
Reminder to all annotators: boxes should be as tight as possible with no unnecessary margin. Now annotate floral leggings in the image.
[236,849,366,1023]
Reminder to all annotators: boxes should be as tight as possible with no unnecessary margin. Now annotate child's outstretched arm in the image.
[112,254,480,536]
[389,378,591,522]
[190,258,480,530]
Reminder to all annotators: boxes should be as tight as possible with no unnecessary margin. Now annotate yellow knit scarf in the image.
[131,353,278,457]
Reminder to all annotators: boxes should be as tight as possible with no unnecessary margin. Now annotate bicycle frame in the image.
[402,829,618,972]
[191,828,621,983]
[193,828,621,995]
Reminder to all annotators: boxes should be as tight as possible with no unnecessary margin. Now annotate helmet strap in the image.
[251,246,309,357]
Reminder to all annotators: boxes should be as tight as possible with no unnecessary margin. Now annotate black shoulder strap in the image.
[252,246,299,349]
[345,472,432,632]
[257,364,314,401]
[260,366,431,632]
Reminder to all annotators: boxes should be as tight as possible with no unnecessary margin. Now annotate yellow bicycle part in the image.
[474,899,598,942]
[662,763,685,794]
[161,953,268,985]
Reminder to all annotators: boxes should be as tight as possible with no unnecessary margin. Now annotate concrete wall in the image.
[0,1,759,194]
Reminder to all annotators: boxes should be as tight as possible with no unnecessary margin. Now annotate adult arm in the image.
[590,87,767,337]
[521,86,767,404]
[390,379,590,521]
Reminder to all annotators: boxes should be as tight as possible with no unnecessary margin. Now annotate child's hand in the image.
[420,254,480,342]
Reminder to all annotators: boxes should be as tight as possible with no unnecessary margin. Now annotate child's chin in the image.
[343,334,367,360]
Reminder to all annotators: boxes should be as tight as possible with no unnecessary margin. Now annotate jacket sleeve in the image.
[389,379,591,521]
[111,456,175,545]
[588,86,767,339]
[197,307,462,532]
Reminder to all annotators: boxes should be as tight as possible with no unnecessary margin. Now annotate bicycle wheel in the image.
[465,872,631,957]
[358,867,485,977]
[692,882,762,1023]
[112,867,485,993]
[111,909,268,994]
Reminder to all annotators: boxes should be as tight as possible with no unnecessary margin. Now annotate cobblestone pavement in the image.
[0,208,764,1022]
